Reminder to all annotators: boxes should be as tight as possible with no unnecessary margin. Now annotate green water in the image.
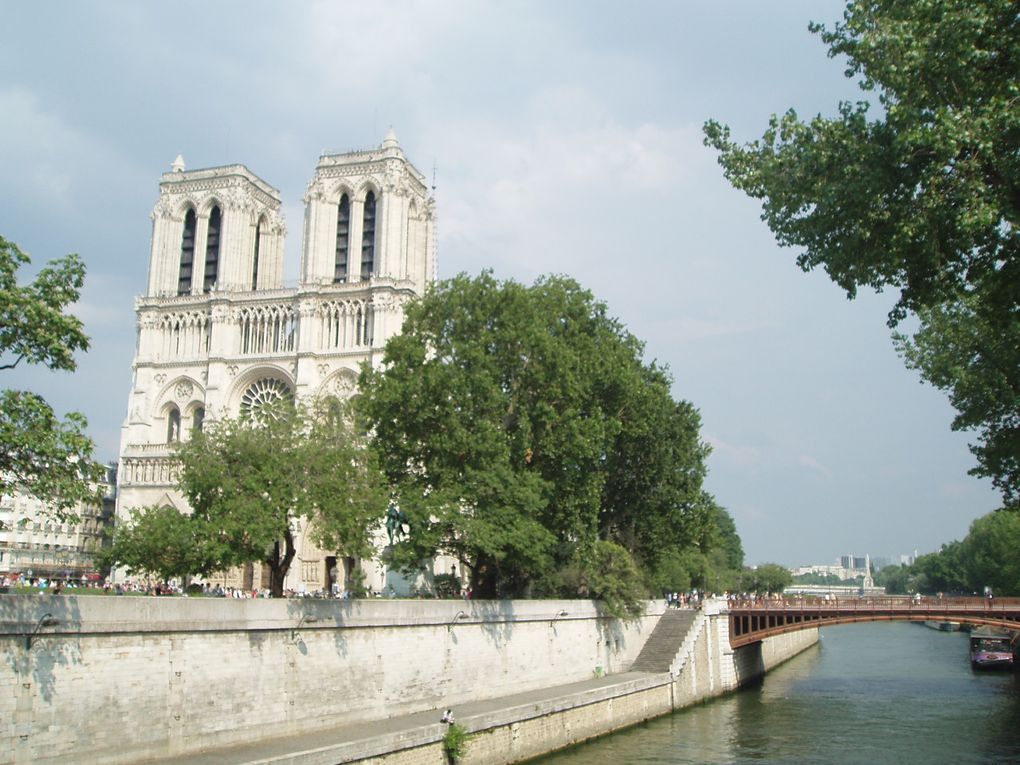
[534,622,1020,764]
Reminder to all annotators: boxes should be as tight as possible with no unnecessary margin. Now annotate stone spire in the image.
[171,154,186,173]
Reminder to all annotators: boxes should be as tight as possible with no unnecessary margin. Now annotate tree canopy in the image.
[0,235,104,519]
[358,271,720,611]
[106,400,386,595]
[704,0,1020,505]
[877,509,1020,596]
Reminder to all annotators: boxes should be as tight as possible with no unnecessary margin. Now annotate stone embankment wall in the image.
[0,596,817,765]
[0,596,661,765]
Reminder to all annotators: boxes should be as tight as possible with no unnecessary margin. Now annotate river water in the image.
[534,622,1020,764]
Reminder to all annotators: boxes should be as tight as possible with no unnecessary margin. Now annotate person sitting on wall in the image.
[440,709,455,724]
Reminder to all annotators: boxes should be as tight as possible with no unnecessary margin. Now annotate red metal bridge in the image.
[727,596,1020,648]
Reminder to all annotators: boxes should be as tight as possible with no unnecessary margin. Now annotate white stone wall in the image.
[0,597,662,765]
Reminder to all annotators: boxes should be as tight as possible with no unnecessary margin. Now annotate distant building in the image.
[0,465,117,584]
[114,132,442,595]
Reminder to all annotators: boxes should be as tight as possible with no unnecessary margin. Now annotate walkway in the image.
[137,670,670,765]
[728,595,1020,647]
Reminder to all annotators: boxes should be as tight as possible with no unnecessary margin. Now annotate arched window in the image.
[251,220,261,290]
[335,194,350,283]
[178,209,196,295]
[167,408,181,443]
[361,190,376,280]
[192,407,205,434]
[203,205,221,293]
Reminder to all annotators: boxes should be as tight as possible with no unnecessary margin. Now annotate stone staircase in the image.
[630,608,700,673]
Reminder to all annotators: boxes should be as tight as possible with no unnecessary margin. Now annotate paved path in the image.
[138,670,668,765]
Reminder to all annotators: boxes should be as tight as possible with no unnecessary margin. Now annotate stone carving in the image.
[175,380,194,399]
[154,373,167,385]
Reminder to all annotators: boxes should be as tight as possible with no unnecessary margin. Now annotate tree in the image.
[874,563,915,595]
[0,235,104,520]
[912,541,968,594]
[740,563,793,595]
[359,272,718,605]
[960,510,1020,596]
[100,505,212,583]
[895,297,1020,506]
[110,400,386,596]
[704,0,1020,502]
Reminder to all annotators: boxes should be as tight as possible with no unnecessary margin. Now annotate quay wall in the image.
[0,596,661,765]
[0,596,817,765]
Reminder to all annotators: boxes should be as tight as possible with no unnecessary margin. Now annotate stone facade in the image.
[0,467,116,584]
[115,132,437,594]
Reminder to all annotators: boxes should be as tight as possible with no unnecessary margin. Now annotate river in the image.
[533,622,1020,764]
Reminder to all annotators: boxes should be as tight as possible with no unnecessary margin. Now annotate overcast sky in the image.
[2,1,1001,567]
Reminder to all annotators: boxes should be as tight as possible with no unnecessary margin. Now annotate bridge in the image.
[727,596,1020,648]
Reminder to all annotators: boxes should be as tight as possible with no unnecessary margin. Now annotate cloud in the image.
[797,454,833,479]
[431,109,707,279]
[705,433,762,469]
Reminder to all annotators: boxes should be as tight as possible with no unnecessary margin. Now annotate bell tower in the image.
[300,129,435,293]
[147,158,285,297]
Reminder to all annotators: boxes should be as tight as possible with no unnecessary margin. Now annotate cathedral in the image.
[115,131,437,594]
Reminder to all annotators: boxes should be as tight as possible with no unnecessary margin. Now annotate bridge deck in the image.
[727,596,1020,648]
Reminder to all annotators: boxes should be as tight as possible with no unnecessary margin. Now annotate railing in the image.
[726,596,1020,648]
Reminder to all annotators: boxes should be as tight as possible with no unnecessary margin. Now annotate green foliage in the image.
[100,505,211,582]
[885,510,1020,596]
[442,722,470,761]
[0,235,104,518]
[704,0,1020,504]
[895,296,1020,507]
[960,509,1020,595]
[107,400,386,595]
[912,541,969,594]
[359,272,719,610]
[874,564,916,595]
[740,563,793,595]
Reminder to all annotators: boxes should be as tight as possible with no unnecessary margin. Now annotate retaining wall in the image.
[0,596,817,765]
[0,596,660,765]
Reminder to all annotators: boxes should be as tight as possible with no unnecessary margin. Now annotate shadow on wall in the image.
[0,594,84,703]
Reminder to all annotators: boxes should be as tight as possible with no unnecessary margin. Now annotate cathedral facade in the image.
[115,131,436,594]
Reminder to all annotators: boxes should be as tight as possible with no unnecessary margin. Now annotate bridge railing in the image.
[726,595,1020,613]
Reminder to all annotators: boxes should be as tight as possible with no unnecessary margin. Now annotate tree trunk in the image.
[268,525,297,597]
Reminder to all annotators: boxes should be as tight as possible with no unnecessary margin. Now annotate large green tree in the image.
[960,510,1020,596]
[704,0,1020,503]
[0,235,104,520]
[358,272,718,605]
[108,401,386,596]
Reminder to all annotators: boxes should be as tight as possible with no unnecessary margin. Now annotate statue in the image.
[385,503,409,546]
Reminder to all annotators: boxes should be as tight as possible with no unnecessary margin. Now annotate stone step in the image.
[629,609,698,672]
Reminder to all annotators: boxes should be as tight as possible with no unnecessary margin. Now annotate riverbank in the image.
[0,596,816,765]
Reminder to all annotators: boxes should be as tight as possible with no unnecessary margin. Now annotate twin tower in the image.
[116,132,437,593]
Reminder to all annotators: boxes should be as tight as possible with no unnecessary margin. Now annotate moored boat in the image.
[969,627,1017,669]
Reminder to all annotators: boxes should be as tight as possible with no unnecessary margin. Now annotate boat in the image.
[924,620,961,632]
[969,627,1017,669]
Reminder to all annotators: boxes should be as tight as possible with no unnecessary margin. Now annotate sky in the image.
[1,1,1002,568]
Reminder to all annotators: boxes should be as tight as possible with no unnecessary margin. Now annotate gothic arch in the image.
[198,195,225,217]
[153,376,206,414]
[328,181,356,206]
[353,180,381,204]
[317,368,360,401]
[172,198,201,221]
